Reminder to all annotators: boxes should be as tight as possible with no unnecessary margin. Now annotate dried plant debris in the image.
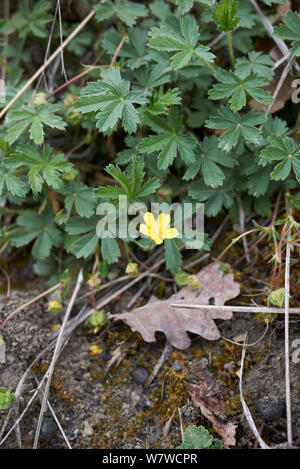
[113,263,240,349]
[185,366,237,447]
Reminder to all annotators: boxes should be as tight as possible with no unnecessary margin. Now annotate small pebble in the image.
[136,396,150,411]
[82,420,94,438]
[39,418,57,442]
[131,366,149,385]
[256,397,285,422]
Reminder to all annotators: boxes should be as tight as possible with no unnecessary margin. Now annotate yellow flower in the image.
[139,212,179,245]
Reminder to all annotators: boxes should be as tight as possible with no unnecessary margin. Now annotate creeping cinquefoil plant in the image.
[0,0,300,285]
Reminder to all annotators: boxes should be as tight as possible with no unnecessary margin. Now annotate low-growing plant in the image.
[0,0,299,291]
[176,424,223,449]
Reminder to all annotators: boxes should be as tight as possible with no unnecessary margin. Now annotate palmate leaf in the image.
[11,0,52,39]
[188,172,238,216]
[134,64,172,93]
[274,11,300,56]
[0,166,28,197]
[240,155,272,197]
[57,181,98,223]
[73,68,148,135]
[12,210,62,260]
[6,104,66,145]
[208,69,273,111]
[205,106,265,152]
[177,425,213,449]
[5,144,73,194]
[235,51,274,80]
[236,0,254,29]
[148,89,182,115]
[183,135,236,187]
[94,0,148,27]
[102,28,149,70]
[148,15,215,70]
[260,135,300,182]
[96,156,160,201]
[138,109,196,170]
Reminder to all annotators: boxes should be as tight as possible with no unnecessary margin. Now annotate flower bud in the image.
[126,262,139,277]
[187,275,201,290]
[46,300,63,315]
[33,92,47,106]
[268,288,285,307]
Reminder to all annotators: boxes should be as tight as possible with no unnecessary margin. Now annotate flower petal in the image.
[143,212,156,227]
[162,227,179,240]
[150,236,163,245]
[140,223,151,237]
[158,213,171,236]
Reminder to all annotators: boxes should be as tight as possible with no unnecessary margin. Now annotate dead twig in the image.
[0,283,61,331]
[284,232,292,446]
[145,342,173,388]
[248,0,299,72]
[171,303,300,314]
[239,337,270,449]
[33,269,83,449]
[264,55,295,121]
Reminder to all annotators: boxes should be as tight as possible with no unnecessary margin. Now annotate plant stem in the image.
[226,31,235,68]
[193,50,215,73]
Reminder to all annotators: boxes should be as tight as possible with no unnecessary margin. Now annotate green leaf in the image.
[164,239,182,274]
[94,0,148,27]
[209,69,273,111]
[176,0,194,14]
[102,28,148,70]
[274,11,300,56]
[11,0,52,39]
[65,216,99,259]
[0,387,14,410]
[260,136,300,182]
[138,109,196,169]
[235,51,274,80]
[12,210,62,260]
[6,104,66,145]
[176,425,213,449]
[183,135,236,187]
[101,237,121,264]
[206,107,265,151]
[58,182,97,222]
[189,173,236,216]
[5,144,73,193]
[73,68,148,135]
[245,165,271,197]
[0,166,28,197]
[148,88,182,115]
[148,15,215,70]
[213,0,240,32]
[96,156,160,202]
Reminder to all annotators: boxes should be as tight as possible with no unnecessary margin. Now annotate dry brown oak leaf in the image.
[114,262,240,349]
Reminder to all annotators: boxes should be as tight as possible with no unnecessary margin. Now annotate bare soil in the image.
[0,283,299,449]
